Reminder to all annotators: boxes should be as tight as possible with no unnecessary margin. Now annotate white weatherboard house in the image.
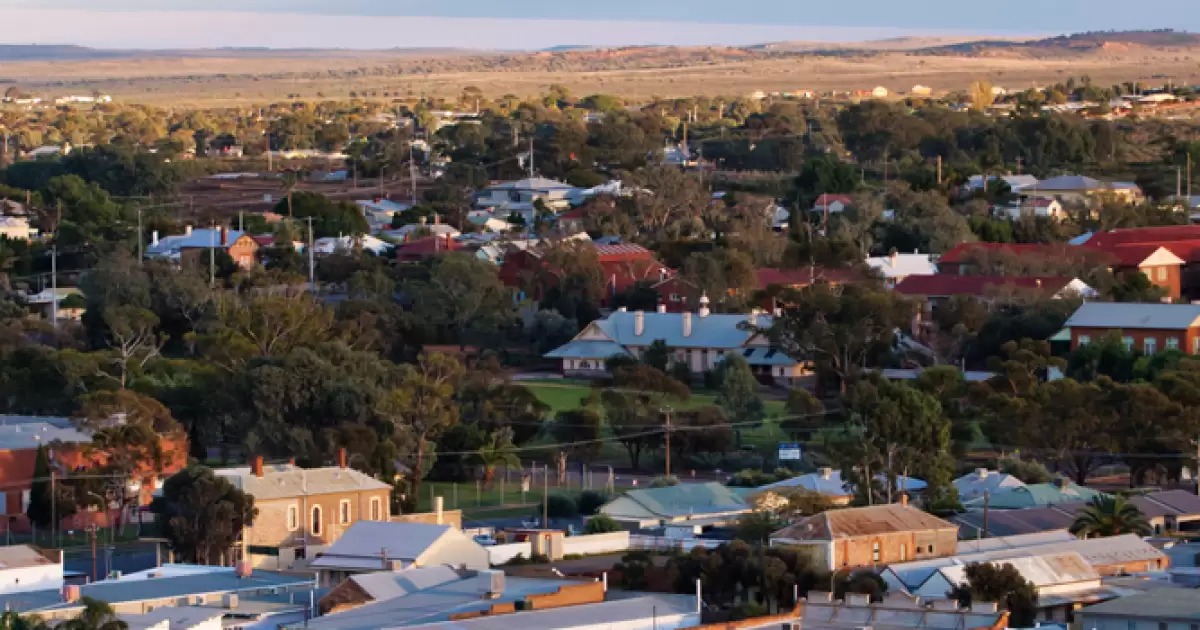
[307,521,489,586]
[545,300,808,384]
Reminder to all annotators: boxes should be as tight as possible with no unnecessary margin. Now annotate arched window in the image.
[311,505,323,537]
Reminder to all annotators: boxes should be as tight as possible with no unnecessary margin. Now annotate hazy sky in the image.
[0,1,1196,49]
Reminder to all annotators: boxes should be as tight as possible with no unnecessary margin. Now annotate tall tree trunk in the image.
[412,442,425,513]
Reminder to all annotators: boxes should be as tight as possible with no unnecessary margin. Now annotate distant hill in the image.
[0,45,123,61]
[918,29,1200,55]
[0,44,489,62]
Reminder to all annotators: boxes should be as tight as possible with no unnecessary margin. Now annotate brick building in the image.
[1061,302,1200,354]
[498,243,674,307]
[895,275,1095,314]
[216,452,393,570]
[770,501,958,570]
[147,227,260,270]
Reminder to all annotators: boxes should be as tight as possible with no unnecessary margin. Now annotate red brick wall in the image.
[1070,326,1200,354]
[834,530,958,568]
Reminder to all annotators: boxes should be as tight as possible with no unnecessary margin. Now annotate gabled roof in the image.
[773,504,955,541]
[146,228,249,255]
[1079,588,1200,621]
[813,194,853,208]
[963,480,1107,509]
[594,243,654,260]
[1076,226,1200,249]
[894,275,1079,298]
[308,521,459,570]
[544,340,630,360]
[487,177,576,191]
[759,469,926,496]
[933,551,1098,590]
[1104,244,1184,267]
[214,463,391,501]
[613,482,748,518]
[586,311,770,349]
[1064,302,1200,331]
[952,469,1027,500]
[1036,175,1139,192]
[865,254,937,278]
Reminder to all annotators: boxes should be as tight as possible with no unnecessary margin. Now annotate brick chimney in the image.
[220,225,229,247]
[252,455,264,478]
[634,311,645,336]
[338,448,347,469]
[682,311,693,337]
[900,493,909,507]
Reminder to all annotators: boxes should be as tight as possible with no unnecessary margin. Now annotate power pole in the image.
[542,464,548,528]
[136,207,143,263]
[982,490,991,537]
[50,245,57,327]
[209,224,215,288]
[936,155,943,185]
[409,143,418,204]
[528,137,535,179]
[662,407,673,478]
[266,134,273,172]
[50,470,55,548]
[89,526,97,582]
[304,217,315,294]
[1189,153,1194,200]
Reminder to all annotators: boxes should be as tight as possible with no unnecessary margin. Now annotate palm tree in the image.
[476,429,521,490]
[1070,495,1152,538]
[280,170,300,218]
[57,598,127,630]
[0,611,50,630]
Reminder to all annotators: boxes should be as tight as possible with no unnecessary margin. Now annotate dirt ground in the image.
[3,46,1199,106]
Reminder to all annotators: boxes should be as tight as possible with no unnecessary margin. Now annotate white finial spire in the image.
[698,292,711,318]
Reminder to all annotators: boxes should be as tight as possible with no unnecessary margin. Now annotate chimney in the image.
[151,230,159,246]
[697,292,711,318]
[434,214,441,225]
[235,560,252,578]
[434,496,444,524]
[1036,279,1042,289]
[683,311,692,337]
[221,226,229,247]
[774,307,783,317]
[618,307,627,312]
[900,493,909,507]
[819,467,833,480]
[890,250,898,265]
[62,585,81,604]
[976,468,989,479]
[252,456,264,478]
[185,225,193,236]
[657,303,667,313]
[338,448,347,469]
[635,311,645,336]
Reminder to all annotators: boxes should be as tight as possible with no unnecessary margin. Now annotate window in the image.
[1194,337,1200,354]
[1168,337,1180,350]
[287,505,299,531]
[669,293,681,303]
[899,544,907,561]
[1078,335,1091,346]
[1145,337,1157,354]
[370,498,383,521]
[1157,266,1168,281]
[311,506,323,537]
[871,541,880,562]
[1123,336,1135,351]
[928,544,935,555]
[339,500,351,524]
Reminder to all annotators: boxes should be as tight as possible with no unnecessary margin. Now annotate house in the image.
[954,491,1200,538]
[1100,245,1189,299]
[383,221,461,242]
[770,500,958,570]
[952,468,1026,502]
[964,174,1039,193]
[756,467,927,506]
[0,546,63,595]
[812,193,853,215]
[119,607,225,630]
[308,521,489,586]
[146,227,259,270]
[544,306,807,384]
[894,275,1094,313]
[1077,588,1200,630]
[474,177,579,214]
[866,252,937,286]
[313,235,392,256]
[26,144,69,159]
[882,534,1168,597]
[995,197,1066,219]
[1060,302,1200,354]
[214,453,393,570]
[393,234,465,263]
[935,242,1087,275]
[1072,227,1200,299]
[962,478,1107,510]
[499,243,674,307]
[0,563,316,625]
[599,482,751,528]
[311,566,594,627]
[23,287,85,321]
[1020,175,1142,206]
[0,216,34,241]
[0,415,185,534]
[699,591,1007,630]
[910,85,933,97]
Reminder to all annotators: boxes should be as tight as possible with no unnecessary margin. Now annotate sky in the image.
[0,0,1197,49]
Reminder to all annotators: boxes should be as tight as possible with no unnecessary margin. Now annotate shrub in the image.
[649,475,679,488]
[540,494,579,518]
[577,490,611,516]
[999,457,1052,484]
[584,514,622,534]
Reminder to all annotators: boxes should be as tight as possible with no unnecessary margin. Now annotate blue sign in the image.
[778,443,803,461]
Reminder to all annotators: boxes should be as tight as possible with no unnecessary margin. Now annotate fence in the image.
[488,542,533,565]
[561,532,630,557]
[629,535,723,553]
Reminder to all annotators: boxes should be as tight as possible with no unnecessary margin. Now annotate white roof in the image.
[966,175,1039,191]
[307,521,459,569]
[866,253,937,278]
[384,224,461,239]
[955,530,1076,554]
[356,199,410,214]
[760,469,926,495]
[214,464,390,501]
[952,469,1027,500]
[1064,302,1200,331]
[936,551,1099,590]
[486,177,576,192]
[313,235,391,255]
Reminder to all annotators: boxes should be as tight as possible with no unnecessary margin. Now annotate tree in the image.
[614,550,654,590]
[379,352,463,506]
[584,514,622,534]
[948,562,1038,628]
[274,192,368,237]
[735,510,780,544]
[100,306,165,389]
[476,429,520,490]
[408,253,514,349]
[642,339,670,373]
[716,352,765,432]
[1070,495,1152,538]
[56,598,127,630]
[549,409,604,461]
[151,466,256,565]
[970,80,995,112]
[0,611,49,630]
[773,282,916,391]
[26,444,75,529]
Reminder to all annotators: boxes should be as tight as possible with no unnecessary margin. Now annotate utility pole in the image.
[662,407,673,478]
[209,224,215,288]
[304,217,315,294]
[1016,156,1023,175]
[528,137,535,179]
[266,134,273,172]
[50,245,57,327]
[1189,153,1194,200]
[136,207,143,263]
[89,526,97,582]
[936,155,943,185]
[542,464,548,528]
[50,470,55,548]
[409,142,418,204]
[982,490,990,537]
[1179,166,1184,200]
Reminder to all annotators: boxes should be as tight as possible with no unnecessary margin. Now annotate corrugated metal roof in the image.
[1079,588,1200,621]
[955,530,1075,554]
[774,504,954,541]
[308,522,456,568]
[894,275,1077,298]
[1064,302,1200,331]
[615,482,749,519]
[962,481,1106,509]
[215,464,391,501]
[952,470,1027,501]
[593,311,770,349]
[404,594,697,629]
[543,340,630,360]
[760,470,926,496]
[933,551,1098,590]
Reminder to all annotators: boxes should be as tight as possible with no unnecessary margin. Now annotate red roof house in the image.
[393,235,465,263]
[498,242,675,306]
